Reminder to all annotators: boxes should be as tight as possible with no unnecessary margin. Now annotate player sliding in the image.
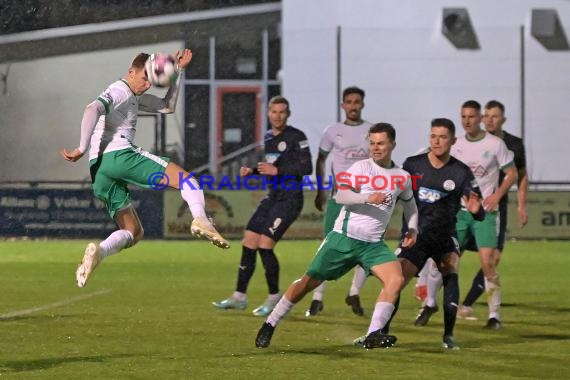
[60,49,229,288]
[255,123,419,349]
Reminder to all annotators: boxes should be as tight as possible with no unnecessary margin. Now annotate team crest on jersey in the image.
[278,141,287,152]
[471,165,488,178]
[443,180,455,191]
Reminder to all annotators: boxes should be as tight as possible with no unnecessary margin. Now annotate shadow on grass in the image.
[234,343,464,358]
[0,354,135,373]
[0,313,81,322]
[212,310,367,328]
[231,344,366,358]
[519,333,570,340]
[478,302,570,314]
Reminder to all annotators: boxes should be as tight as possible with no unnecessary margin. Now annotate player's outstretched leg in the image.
[361,330,397,349]
[76,242,101,288]
[442,335,460,350]
[414,305,439,326]
[305,282,326,317]
[191,217,230,249]
[255,322,275,348]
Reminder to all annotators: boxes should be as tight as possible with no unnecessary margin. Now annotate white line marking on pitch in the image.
[0,289,111,320]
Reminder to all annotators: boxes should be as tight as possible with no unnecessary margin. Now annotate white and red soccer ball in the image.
[145,53,178,87]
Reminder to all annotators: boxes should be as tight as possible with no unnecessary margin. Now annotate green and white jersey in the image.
[333,158,414,243]
[319,121,371,193]
[88,80,164,160]
[451,132,514,199]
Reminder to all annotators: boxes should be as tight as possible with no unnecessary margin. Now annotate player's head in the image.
[368,122,396,165]
[430,118,457,158]
[483,100,506,136]
[268,95,291,131]
[460,100,482,136]
[127,53,152,95]
[341,86,365,124]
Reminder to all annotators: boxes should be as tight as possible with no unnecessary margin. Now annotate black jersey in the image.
[262,125,312,199]
[499,130,526,205]
[403,153,481,237]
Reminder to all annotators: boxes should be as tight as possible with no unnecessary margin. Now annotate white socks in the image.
[232,291,247,302]
[349,266,367,296]
[267,296,294,327]
[312,282,326,301]
[99,229,134,259]
[416,259,430,288]
[180,177,207,219]
[425,261,442,308]
[485,274,502,320]
[367,301,395,335]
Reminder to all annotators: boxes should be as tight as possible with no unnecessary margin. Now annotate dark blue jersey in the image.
[499,130,526,205]
[403,153,482,237]
[262,125,312,199]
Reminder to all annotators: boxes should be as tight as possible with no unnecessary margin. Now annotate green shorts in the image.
[306,231,397,281]
[323,198,343,235]
[89,147,170,218]
[456,209,498,249]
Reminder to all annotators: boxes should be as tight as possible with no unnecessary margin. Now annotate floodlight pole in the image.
[520,24,526,141]
[336,25,341,122]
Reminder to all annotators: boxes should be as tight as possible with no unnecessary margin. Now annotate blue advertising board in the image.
[0,188,163,238]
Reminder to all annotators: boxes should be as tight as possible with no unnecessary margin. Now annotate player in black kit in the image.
[383,118,484,350]
[213,96,313,317]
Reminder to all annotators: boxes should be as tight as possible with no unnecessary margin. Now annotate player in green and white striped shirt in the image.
[61,49,229,289]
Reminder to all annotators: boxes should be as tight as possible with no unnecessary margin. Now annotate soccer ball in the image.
[145,53,178,87]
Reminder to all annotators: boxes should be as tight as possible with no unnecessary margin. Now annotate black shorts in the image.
[464,200,507,251]
[397,235,460,273]
[245,195,303,242]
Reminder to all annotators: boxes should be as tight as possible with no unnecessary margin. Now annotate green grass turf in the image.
[0,239,568,379]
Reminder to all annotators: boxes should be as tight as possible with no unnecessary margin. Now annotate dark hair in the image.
[369,122,396,142]
[268,95,291,113]
[462,100,481,111]
[131,53,150,70]
[485,100,505,113]
[342,86,365,102]
[431,118,456,136]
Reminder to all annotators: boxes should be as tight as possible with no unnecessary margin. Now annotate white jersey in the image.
[333,158,414,242]
[88,80,165,160]
[451,132,514,199]
[319,121,371,195]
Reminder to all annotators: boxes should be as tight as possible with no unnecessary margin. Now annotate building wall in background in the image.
[282,0,570,183]
[0,41,183,182]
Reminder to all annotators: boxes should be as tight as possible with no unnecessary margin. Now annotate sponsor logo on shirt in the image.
[418,187,445,203]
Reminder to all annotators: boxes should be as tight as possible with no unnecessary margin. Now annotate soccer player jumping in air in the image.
[61,49,229,288]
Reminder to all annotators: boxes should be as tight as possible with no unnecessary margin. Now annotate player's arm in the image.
[60,100,105,162]
[273,135,312,176]
[514,140,529,227]
[138,72,182,114]
[314,151,329,211]
[461,174,485,221]
[483,163,517,212]
[399,182,418,247]
[139,49,193,114]
[483,142,517,211]
[517,166,529,227]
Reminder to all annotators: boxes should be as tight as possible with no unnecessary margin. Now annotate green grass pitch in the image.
[0,239,568,379]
